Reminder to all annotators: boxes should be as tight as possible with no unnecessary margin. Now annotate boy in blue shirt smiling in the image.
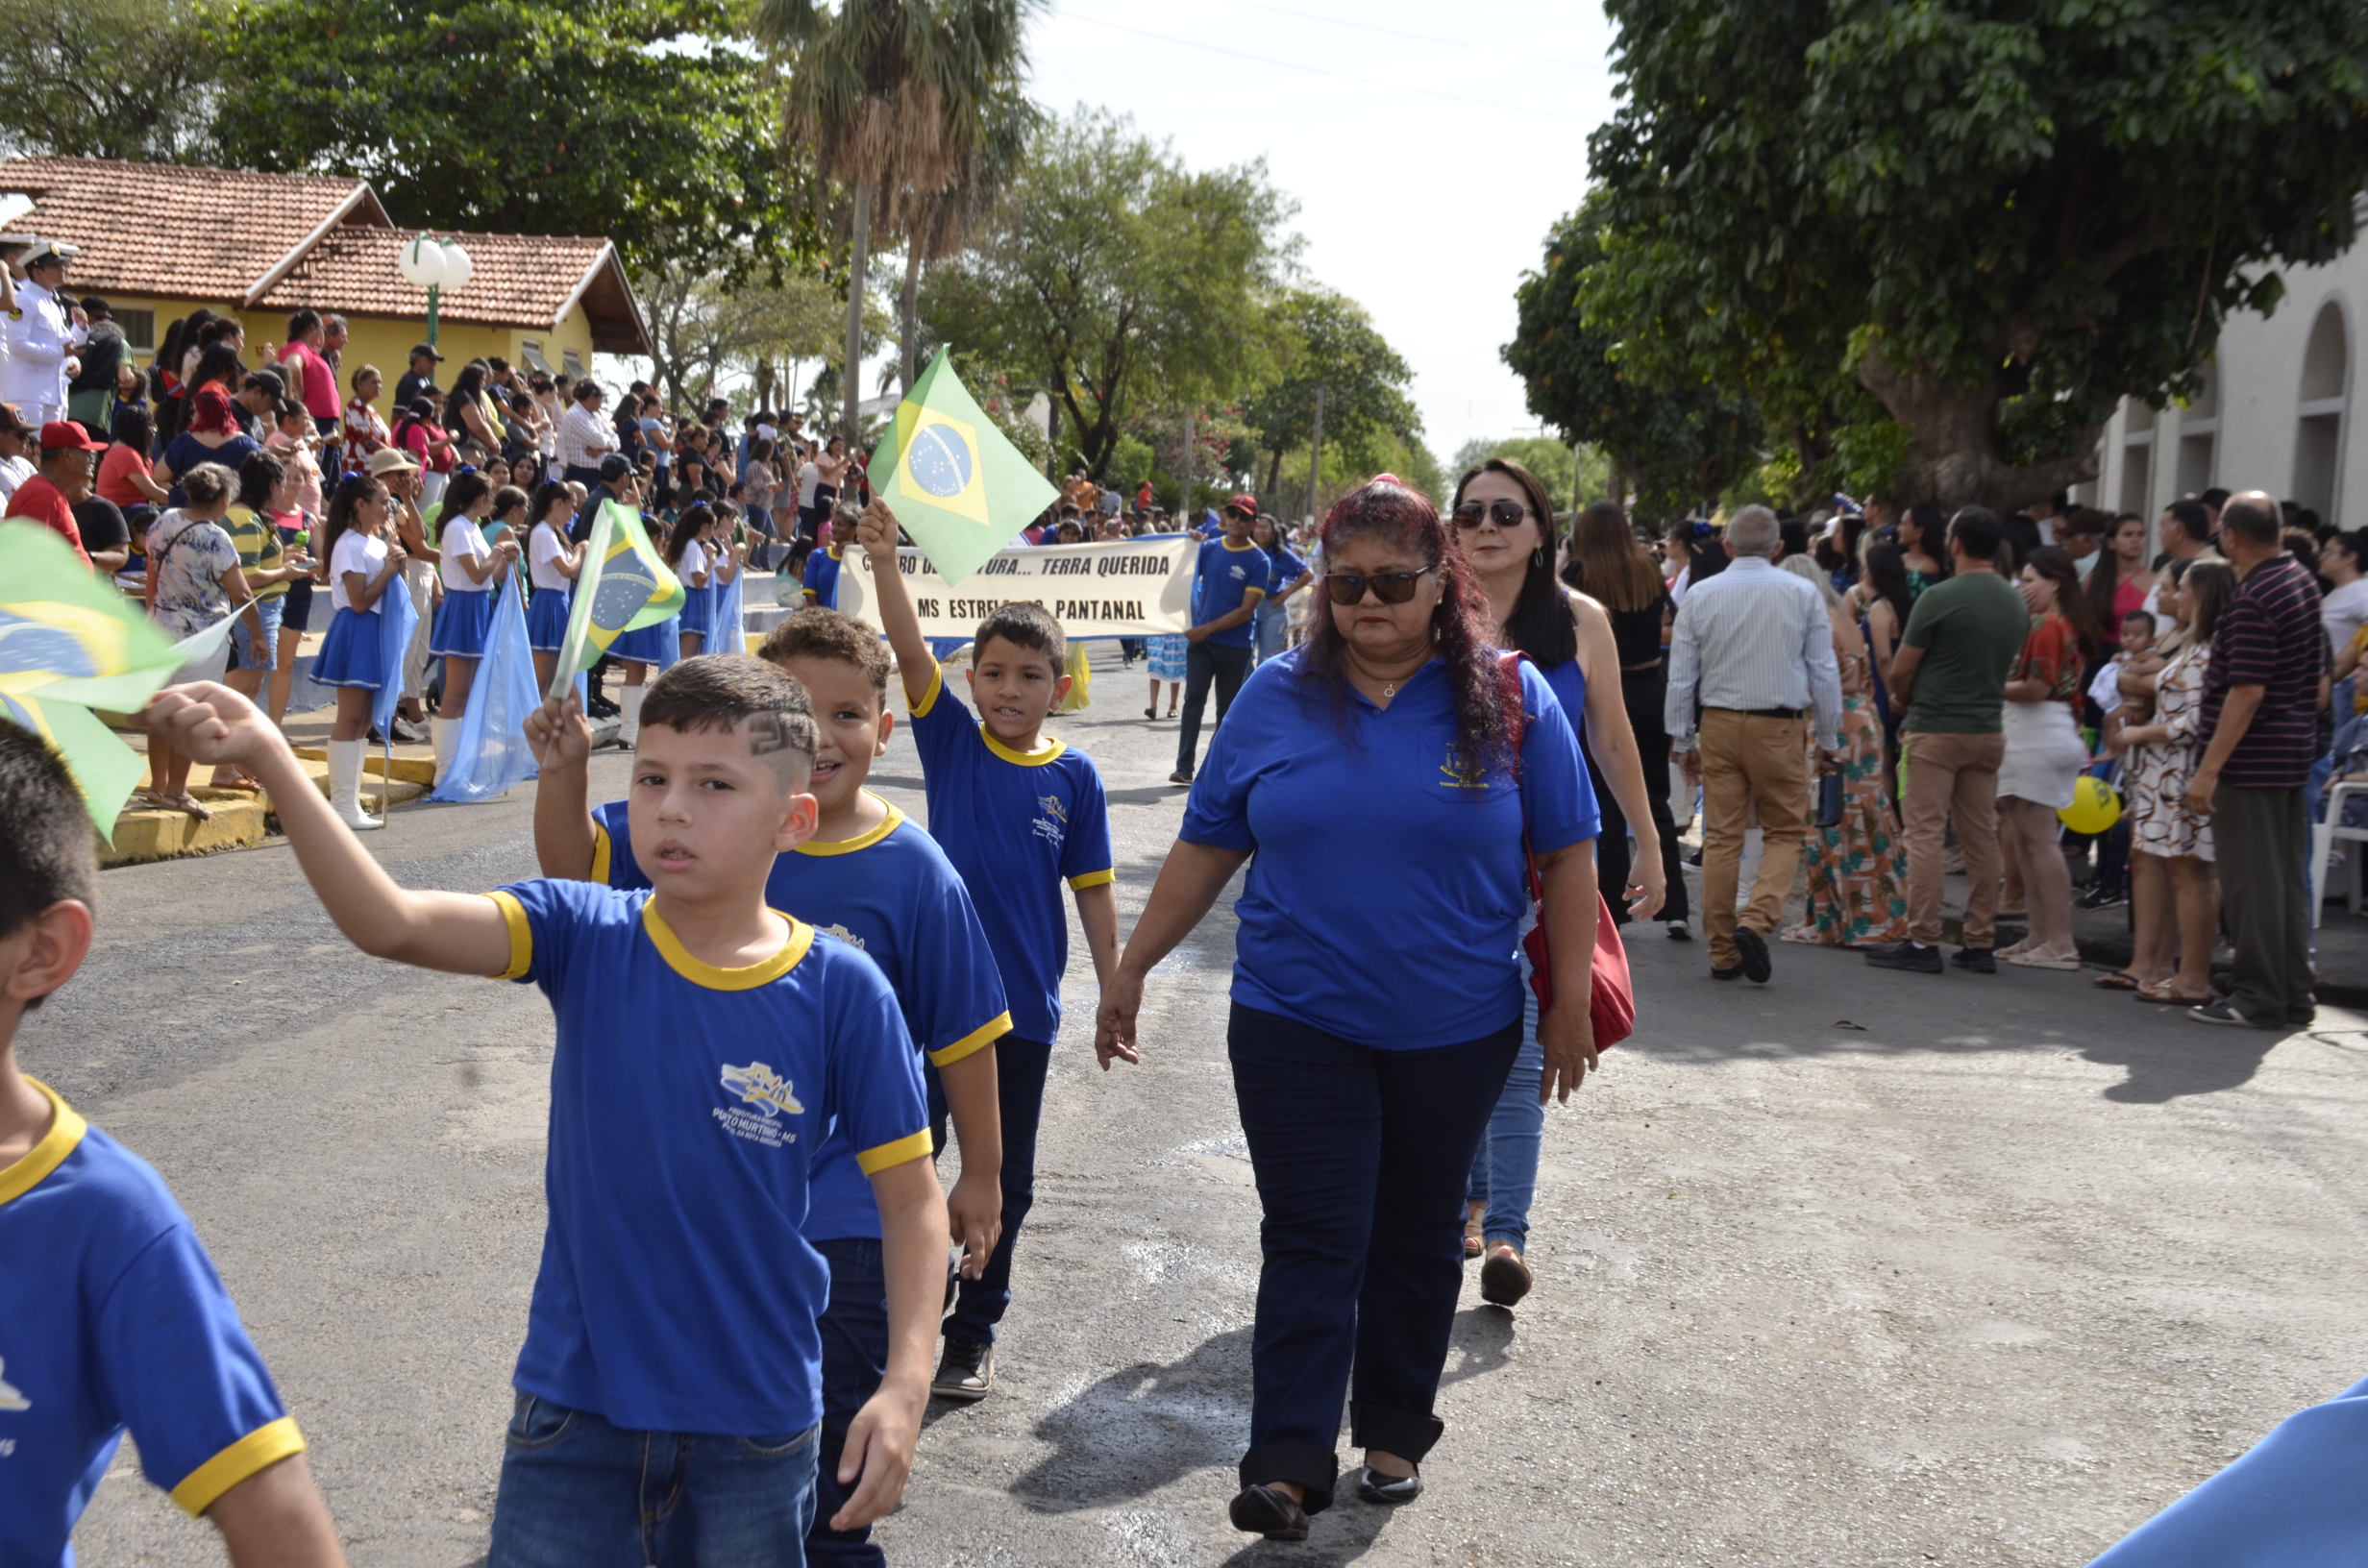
[0,721,347,1568]
[856,497,1119,1405]
[1172,495,1272,783]
[530,609,1009,1568]
[143,657,948,1567]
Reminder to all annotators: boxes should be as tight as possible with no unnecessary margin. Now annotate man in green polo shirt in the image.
[1866,507,2031,974]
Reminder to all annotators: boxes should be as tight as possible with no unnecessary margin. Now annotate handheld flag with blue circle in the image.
[874,348,1059,587]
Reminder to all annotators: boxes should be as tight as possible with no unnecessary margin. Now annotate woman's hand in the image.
[1539,1000,1598,1103]
[1626,849,1667,920]
[1094,965,1146,1070]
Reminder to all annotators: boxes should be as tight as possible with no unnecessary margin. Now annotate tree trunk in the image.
[753,356,776,413]
[1265,448,1282,496]
[900,245,923,400]
[1859,342,2100,513]
[843,176,874,450]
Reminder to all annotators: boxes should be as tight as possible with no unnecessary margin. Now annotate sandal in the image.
[162,792,214,821]
[2007,944,2081,971]
[2136,978,2212,1004]
[2091,970,2143,991]
[1996,937,2035,960]
[1463,1201,1483,1260]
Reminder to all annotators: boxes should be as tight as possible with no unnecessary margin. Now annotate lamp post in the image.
[396,234,473,349]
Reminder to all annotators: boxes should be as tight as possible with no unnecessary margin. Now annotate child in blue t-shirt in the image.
[530,608,1010,1566]
[856,497,1118,1405]
[802,505,853,608]
[1174,496,1272,782]
[142,657,949,1565]
[0,721,347,1568]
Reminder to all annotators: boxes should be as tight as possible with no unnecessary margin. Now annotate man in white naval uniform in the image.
[2,239,86,426]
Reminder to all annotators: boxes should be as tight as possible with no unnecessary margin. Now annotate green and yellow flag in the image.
[549,500,683,698]
[873,348,1060,586]
[0,522,211,838]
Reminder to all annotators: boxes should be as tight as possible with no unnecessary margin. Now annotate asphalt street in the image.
[39,650,2368,1567]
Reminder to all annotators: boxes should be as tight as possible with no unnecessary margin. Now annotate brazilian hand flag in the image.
[874,348,1059,587]
[0,521,230,837]
[549,499,683,699]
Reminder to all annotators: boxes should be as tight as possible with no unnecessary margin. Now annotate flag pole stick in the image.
[381,724,394,820]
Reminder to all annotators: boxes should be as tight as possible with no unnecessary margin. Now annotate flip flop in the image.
[2092,970,2143,991]
[2136,980,2212,1004]
[164,793,214,821]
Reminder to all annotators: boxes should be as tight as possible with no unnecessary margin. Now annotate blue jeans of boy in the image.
[486,1394,818,1567]
[929,1035,1052,1345]
[808,1238,889,1567]
[1466,978,1544,1251]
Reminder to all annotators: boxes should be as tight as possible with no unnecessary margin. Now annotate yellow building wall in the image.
[103,295,600,404]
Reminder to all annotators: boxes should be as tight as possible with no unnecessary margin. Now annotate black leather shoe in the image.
[1733,925,1771,983]
[1711,965,1740,981]
[1864,941,1943,973]
[1229,1483,1311,1540]
[1353,1465,1422,1505]
[1951,945,1996,973]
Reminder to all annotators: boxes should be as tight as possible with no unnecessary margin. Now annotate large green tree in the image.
[1504,205,1764,519]
[1583,0,2368,511]
[0,0,217,162]
[208,0,812,281]
[922,108,1293,476]
[1242,287,1420,497]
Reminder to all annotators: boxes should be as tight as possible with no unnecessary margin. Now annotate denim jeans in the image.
[230,594,284,671]
[929,1036,1052,1346]
[1466,970,1544,1251]
[486,1394,819,1568]
[1253,600,1290,663]
[808,1239,888,1567]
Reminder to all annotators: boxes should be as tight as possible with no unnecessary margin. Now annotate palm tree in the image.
[896,80,1039,397]
[753,0,1041,445]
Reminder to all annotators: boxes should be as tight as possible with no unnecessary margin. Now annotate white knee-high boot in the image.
[431,717,456,782]
[619,685,644,747]
[328,738,382,829]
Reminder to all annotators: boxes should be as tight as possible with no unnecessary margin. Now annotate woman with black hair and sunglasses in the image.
[1098,477,1601,1543]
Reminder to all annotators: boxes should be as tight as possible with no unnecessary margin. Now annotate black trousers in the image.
[1586,663,1690,923]
[2214,784,2316,1024]
[1176,641,1251,773]
[1229,1003,1521,1510]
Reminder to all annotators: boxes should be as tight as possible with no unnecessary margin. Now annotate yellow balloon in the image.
[2058,773,2122,834]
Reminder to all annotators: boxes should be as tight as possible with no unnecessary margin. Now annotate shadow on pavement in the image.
[1006,1327,1254,1511]
[1439,1303,1517,1388]
[1216,1503,1394,1566]
[2084,1021,2291,1103]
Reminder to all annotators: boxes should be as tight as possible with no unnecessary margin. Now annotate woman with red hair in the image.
[154,386,259,511]
[1098,478,1603,1542]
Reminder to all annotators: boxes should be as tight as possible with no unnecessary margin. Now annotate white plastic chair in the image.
[2311,782,2368,928]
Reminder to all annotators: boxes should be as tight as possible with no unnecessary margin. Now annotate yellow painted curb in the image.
[291,746,438,785]
[101,801,270,866]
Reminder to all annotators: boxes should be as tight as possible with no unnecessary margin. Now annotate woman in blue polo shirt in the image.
[1097,477,1602,1544]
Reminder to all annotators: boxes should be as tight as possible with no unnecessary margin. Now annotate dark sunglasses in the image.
[1323,566,1436,605]
[1451,499,1533,529]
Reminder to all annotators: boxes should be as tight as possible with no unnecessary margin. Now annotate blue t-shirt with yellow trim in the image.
[587,793,1010,1241]
[1192,537,1270,649]
[1180,649,1600,1047]
[1,1080,303,1565]
[802,544,844,608]
[906,664,1114,1042]
[486,878,929,1434]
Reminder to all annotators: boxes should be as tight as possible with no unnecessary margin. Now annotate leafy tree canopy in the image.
[1241,286,1419,495]
[1583,0,2368,511]
[208,0,819,282]
[0,0,217,162]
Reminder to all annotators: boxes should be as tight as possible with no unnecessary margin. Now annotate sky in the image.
[1022,0,1621,471]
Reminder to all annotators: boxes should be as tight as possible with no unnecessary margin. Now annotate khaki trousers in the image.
[1699,708,1810,968]
[1903,730,2006,947]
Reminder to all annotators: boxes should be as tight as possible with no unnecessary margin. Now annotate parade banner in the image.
[834,535,1196,641]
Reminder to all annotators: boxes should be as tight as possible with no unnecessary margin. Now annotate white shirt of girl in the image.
[330,527,388,612]
[530,520,573,591]
[679,537,710,587]
[797,462,822,508]
[439,515,493,592]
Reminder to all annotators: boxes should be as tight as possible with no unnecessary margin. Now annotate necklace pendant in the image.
[1382,680,1398,699]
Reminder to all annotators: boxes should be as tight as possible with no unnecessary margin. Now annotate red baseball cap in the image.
[38,420,105,453]
[1224,493,1259,519]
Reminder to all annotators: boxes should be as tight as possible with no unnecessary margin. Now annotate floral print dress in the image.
[1785,628,1910,946]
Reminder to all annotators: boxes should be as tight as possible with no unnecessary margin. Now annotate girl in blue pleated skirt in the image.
[525,480,584,695]
[665,502,720,663]
[425,471,520,777]
[313,471,411,826]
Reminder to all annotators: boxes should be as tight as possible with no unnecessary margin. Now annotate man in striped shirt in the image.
[1665,505,1843,984]
[2185,491,2330,1029]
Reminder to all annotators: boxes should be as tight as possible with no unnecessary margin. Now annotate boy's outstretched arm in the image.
[854,500,934,711]
[205,1452,349,1568]
[933,1048,1002,1279]
[142,684,513,976]
[832,1155,949,1531]
[523,690,599,880]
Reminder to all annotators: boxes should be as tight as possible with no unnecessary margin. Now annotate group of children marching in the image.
[1,496,1112,1565]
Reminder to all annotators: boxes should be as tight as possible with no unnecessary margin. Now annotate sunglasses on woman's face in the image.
[1451,499,1532,530]
[1323,566,1435,605]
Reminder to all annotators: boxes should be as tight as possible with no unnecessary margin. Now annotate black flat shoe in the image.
[1354,1465,1422,1505]
[1733,925,1771,983]
[1479,1244,1533,1307]
[1229,1483,1310,1540]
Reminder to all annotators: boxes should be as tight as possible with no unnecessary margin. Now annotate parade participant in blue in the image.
[1250,511,1312,664]
[530,607,1009,1568]
[526,481,585,694]
[1096,477,1602,1543]
[309,468,410,829]
[1171,495,1272,784]
[426,470,522,785]
[601,463,673,748]
[665,503,722,662]
[856,494,1120,1405]
[143,656,949,1567]
[802,503,855,607]
[0,721,350,1568]
[1,239,88,426]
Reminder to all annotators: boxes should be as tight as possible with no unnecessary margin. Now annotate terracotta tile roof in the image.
[0,155,387,305]
[255,227,650,353]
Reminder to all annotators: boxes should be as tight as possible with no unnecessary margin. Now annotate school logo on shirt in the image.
[1229,564,1248,581]
[817,921,865,951]
[1037,793,1068,823]
[0,1357,29,1412]
[721,1061,803,1117]
[1441,747,1486,790]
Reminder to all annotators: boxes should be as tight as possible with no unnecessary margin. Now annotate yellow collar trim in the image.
[798,794,902,856]
[1221,537,1260,551]
[0,1077,86,1207]
[981,726,1067,766]
[641,902,813,990]
[826,545,843,560]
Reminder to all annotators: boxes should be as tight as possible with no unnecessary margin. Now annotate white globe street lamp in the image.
[395,234,470,348]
